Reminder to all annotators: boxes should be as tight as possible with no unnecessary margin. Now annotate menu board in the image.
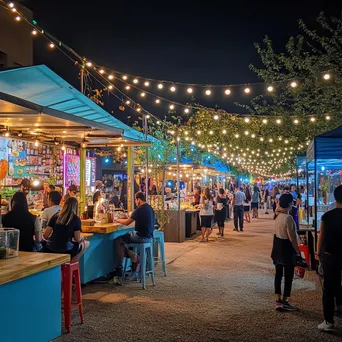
[7,140,54,178]
[64,154,80,187]
[86,157,96,187]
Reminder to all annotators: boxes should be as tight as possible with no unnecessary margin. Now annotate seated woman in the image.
[43,197,89,261]
[2,191,42,251]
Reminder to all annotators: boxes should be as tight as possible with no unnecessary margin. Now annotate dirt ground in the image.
[55,213,342,342]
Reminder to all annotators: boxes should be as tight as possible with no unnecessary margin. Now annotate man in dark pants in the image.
[316,185,342,332]
[232,187,246,232]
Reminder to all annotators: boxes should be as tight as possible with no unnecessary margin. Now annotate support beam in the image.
[79,147,86,215]
[127,146,135,213]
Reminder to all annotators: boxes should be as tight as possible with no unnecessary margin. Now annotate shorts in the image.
[243,205,250,212]
[122,231,151,244]
[200,215,213,228]
[251,202,259,209]
[43,241,82,258]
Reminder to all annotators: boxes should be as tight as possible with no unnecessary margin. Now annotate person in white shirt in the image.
[41,191,62,229]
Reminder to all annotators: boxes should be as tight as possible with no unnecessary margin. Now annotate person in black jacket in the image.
[3,191,42,251]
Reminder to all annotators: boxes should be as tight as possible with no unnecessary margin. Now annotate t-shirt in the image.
[274,213,297,242]
[234,191,246,206]
[41,205,62,228]
[252,190,259,203]
[46,213,81,252]
[321,208,342,257]
[130,203,155,239]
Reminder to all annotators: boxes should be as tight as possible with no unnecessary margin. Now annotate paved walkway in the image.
[56,214,342,342]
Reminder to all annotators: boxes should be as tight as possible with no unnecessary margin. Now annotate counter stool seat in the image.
[61,261,84,333]
[153,230,167,276]
[122,241,155,289]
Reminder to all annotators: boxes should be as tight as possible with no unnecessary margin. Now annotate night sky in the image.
[22,0,342,118]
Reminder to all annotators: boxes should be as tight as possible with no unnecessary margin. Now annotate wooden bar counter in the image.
[0,252,70,342]
[79,221,134,284]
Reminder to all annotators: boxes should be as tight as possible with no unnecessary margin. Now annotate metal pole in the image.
[176,139,180,210]
[79,147,86,215]
[143,115,149,202]
[127,146,135,213]
[80,68,84,94]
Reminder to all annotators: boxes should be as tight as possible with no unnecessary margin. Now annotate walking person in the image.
[232,187,246,232]
[215,188,227,238]
[265,186,270,214]
[243,186,251,223]
[272,186,280,213]
[316,185,342,332]
[199,187,214,242]
[251,185,260,219]
[271,193,301,311]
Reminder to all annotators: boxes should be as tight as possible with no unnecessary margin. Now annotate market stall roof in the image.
[307,125,342,162]
[0,65,154,146]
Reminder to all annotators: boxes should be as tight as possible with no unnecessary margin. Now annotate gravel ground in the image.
[55,214,342,342]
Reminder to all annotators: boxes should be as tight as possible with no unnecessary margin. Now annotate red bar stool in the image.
[61,261,84,333]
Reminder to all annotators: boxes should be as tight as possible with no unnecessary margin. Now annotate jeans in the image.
[274,263,295,298]
[233,205,244,230]
[322,253,342,323]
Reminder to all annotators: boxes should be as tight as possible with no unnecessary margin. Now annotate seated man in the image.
[41,191,62,230]
[113,191,155,276]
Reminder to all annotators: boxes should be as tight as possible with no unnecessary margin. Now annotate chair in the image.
[122,241,155,289]
[153,230,167,276]
[61,261,84,333]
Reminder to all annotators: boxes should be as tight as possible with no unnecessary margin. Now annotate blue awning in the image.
[0,65,154,143]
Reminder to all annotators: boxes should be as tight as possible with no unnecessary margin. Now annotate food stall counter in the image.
[79,221,134,284]
[0,252,70,342]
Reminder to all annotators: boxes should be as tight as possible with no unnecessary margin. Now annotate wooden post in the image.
[79,147,86,215]
[127,146,135,213]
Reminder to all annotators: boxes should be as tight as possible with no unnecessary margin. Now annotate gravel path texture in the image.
[55,213,342,342]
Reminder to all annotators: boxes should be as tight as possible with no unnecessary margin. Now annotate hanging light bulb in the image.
[187,87,193,94]
[155,99,160,104]
[169,104,175,110]
[262,119,268,124]
[293,119,299,124]
[276,119,282,124]
[323,73,331,80]
[125,100,130,105]
[244,131,249,135]
[184,108,190,114]
[8,3,14,8]
[244,87,251,94]
[224,89,231,95]
[136,107,141,112]
[251,133,256,138]
[122,75,128,80]
[86,61,92,67]
[196,130,201,135]
[133,79,139,84]
[143,81,150,87]
[108,75,114,80]
[260,137,264,142]
[267,86,274,92]
[290,81,298,88]
[205,89,211,96]
[32,29,37,36]
[140,92,146,97]
[213,115,219,120]
[222,129,227,134]
[15,15,20,21]
[157,83,163,89]
[61,145,66,151]
[34,140,39,147]
[326,115,331,120]
[170,86,176,92]
[209,130,213,135]
[310,117,316,122]
[108,85,113,90]
[156,120,161,125]
[235,134,239,138]
[146,115,150,119]
[99,69,105,74]
[244,118,250,123]
[49,42,55,49]
[125,85,130,90]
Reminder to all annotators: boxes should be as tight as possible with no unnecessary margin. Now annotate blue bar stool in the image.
[122,241,155,289]
[153,230,167,276]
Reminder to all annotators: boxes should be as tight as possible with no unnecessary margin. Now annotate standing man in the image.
[316,185,342,332]
[113,192,155,276]
[232,187,246,232]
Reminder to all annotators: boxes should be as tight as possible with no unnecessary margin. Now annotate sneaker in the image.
[265,212,269,214]
[233,228,238,232]
[275,300,284,311]
[281,300,298,311]
[240,229,244,232]
[112,268,123,277]
[318,320,335,332]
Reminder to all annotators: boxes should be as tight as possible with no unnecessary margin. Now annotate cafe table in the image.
[0,252,70,342]
[79,221,134,284]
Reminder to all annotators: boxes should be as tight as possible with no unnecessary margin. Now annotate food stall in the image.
[296,155,308,226]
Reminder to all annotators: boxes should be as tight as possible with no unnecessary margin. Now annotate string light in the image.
[140,92,146,97]
[158,83,163,89]
[15,15,20,21]
[235,134,239,138]
[32,29,37,35]
[214,115,219,120]
[244,131,249,135]
[187,87,193,94]
[244,118,250,123]
[108,85,113,90]
[49,42,55,49]
[267,86,274,92]
[133,79,138,84]
[197,130,201,135]
[290,81,298,88]
[125,100,130,105]
[244,87,251,94]
[8,2,14,8]
[144,81,150,87]
[169,104,175,110]
[209,130,213,135]
[155,99,160,104]
[136,107,141,112]
[170,86,176,92]
[326,115,331,120]
[310,117,316,122]
[293,119,299,124]
[146,115,150,119]
[122,75,128,80]
[205,89,211,96]
[99,69,105,74]
[125,85,130,90]
[222,129,227,134]
[276,119,282,124]
[184,108,190,114]
[86,62,92,67]
[323,73,331,80]
[251,134,256,138]
[262,119,268,124]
